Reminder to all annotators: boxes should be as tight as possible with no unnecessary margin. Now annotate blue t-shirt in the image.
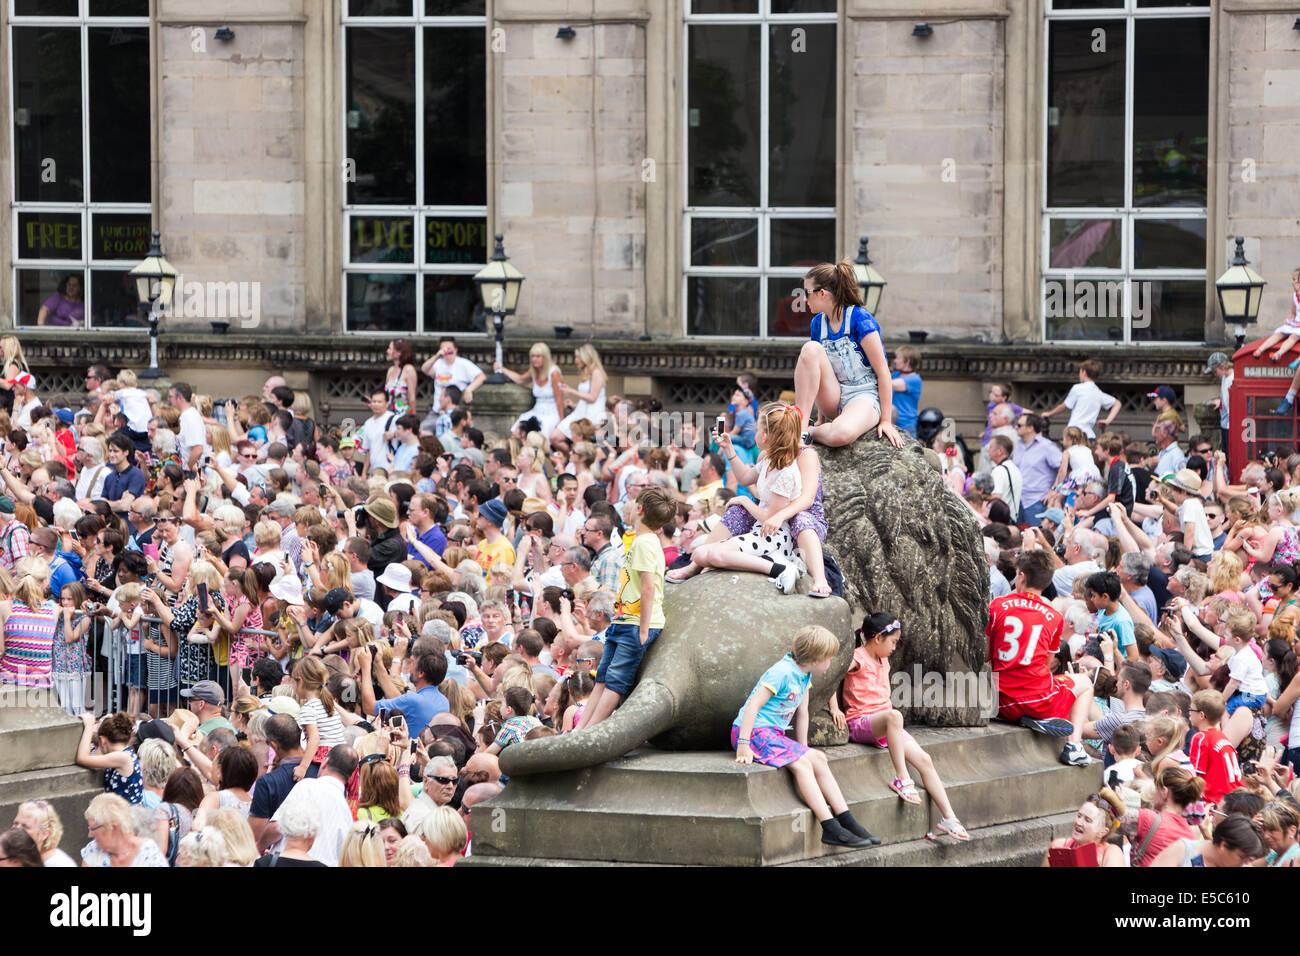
[408,525,447,567]
[891,370,923,436]
[1096,605,1136,652]
[733,654,811,731]
[732,405,756,449]
[374,684,450,739]
[810,306,881,371]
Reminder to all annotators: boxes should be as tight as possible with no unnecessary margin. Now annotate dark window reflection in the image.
[424,274,485,333]
[769,277,814,338]
[90,270,146,328]
[1047,20,1125,207]
[688,26,760,207]
[687,276,758,336]
[768,24,835,208]
[425,0,485,13]
[1132,19,1208,208]
[13,27,83,203]
[424,28,486,206]
[14,0,78,14]
[347,28,417,205]
[88,0,149,14]
[1133,219,1205,270]
[346,273,417,333]
[770,218,835,268]
[1129,279,1205,342]
[89,27,150,203]
[691,0,757,12]
[349,0,412,15]
[690,219,758,268]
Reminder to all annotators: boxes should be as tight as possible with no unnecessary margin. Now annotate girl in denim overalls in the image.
[794,259,906,450]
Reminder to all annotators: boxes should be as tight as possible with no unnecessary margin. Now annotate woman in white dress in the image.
[551,343,608,448]
[497,342,565,439]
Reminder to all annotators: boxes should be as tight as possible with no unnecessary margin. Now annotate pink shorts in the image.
[847,712,914,750]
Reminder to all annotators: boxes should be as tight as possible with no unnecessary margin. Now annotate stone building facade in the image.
[0,0,1294,440]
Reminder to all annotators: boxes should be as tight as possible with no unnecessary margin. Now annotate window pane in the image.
[690,218,758,267]
[1132,19,1209,208]
[1048,219,1120,269]
[1137,0,1206,6]
[769,277,813,338]
[688,25,760,207]
[89,270,144,328]
[425,0,485,13]
[14,0,78,14]
[91,213,152,261]
[346,273,417,332]
[770,219,835,268]
[769,24,835,208]
[17,269,84,328]
[89,27,151,203]
[1130,279,1205,343]
[349,0,412,14]
[350,216,417,264]
[1133,219,1205,270]
[1044,277,1126,341]
[89,0,149,14]
[1046,20,1125,207]
[13,27,83,203]
[686,276,758,336]
[424,275,485,334]
[771,0,835,11]
[1050,0,1122,7]
[17,212,82,261]
[424,27,487,206]
[346,28,417,205]
[425,216,488,265]
[691,0,758,12]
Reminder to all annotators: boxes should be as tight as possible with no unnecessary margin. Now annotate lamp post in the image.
[1215,236,1266,350]
[473,234,525,385]
[852,236,886,315]
[128,230,178,380]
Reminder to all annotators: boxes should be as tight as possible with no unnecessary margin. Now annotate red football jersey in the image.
[1189,728,1242,805]
[987,592,1064,706]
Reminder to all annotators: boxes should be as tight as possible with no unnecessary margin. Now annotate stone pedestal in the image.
[1193,401,1221,444]
[468,382,535,446]
[0,707,100,857]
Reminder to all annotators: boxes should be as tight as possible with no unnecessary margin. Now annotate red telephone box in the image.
[1230,340,1299,481]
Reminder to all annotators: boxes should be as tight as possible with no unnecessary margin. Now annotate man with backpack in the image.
[358,390,398,477]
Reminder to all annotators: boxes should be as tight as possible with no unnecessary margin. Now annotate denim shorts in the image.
[125,653,145,689]
[1226,691,1266,716]
[594,623,660,696]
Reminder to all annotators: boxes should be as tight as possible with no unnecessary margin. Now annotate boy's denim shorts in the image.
[1226,691,1265,716]
[595,623,661,696]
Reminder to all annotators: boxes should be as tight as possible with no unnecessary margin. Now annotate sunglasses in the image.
[430,774,457,786]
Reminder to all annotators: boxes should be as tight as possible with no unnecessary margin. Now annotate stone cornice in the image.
[14,331,1222,384]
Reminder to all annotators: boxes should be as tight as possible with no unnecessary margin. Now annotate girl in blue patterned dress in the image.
[733,625,878,848]
[52,582,92,716]
[75,711,145,805]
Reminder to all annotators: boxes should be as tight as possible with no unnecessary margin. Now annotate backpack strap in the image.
[1132,811,1161,868]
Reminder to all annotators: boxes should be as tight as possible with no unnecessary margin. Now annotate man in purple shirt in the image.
[1012,412,1061,528]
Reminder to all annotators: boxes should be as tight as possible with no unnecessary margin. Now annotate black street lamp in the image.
[1215,236,1266,350]
[473,234,525,385]
[128,230,178,379]
[852,236,886,315]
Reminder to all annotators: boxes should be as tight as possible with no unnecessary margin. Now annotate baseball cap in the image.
[179,680,225,706]
[1204,352,1229,374]
[1147,385,1177,403]
[1041,508,1065,526]
[11,372,35,390]
[54,408,74,425]
[0,497,15,515]
[1149,646,1187,681]
[135,718,176,746]
[321,587,353,616]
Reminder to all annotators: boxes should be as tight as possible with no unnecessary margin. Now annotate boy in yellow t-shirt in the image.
[474,498,516,570]
[578,486,677,730]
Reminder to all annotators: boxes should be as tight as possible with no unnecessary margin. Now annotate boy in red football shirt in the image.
[987,549,1096,767]
[1188,689,1243,807]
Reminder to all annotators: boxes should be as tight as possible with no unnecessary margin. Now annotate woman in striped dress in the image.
[0,557,58,695]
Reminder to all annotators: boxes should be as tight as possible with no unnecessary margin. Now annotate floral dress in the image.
[105,746,144,805]
[51,613,90,677]
[173,592,227,688]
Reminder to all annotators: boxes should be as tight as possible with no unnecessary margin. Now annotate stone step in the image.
[469,724,1095,866]
[464,811,1081,868]
[0,706,83,776]
[0,764,103,855]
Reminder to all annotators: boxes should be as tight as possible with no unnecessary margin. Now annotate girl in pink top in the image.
[829,612,969,841]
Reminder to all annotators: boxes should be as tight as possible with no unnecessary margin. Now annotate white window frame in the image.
[8,0,151,331]
[1041,0,1211,345]
[341,0,489,336]
[682,0,837,340]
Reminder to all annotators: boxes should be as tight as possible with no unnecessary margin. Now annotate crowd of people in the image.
[0,255,1294,869]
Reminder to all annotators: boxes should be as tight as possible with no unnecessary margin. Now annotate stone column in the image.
[470,382,535,446]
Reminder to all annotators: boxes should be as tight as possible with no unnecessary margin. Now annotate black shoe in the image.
[835,811,881,845]
[820,818,873,848]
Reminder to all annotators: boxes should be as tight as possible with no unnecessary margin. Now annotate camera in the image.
[457,650,483,667]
